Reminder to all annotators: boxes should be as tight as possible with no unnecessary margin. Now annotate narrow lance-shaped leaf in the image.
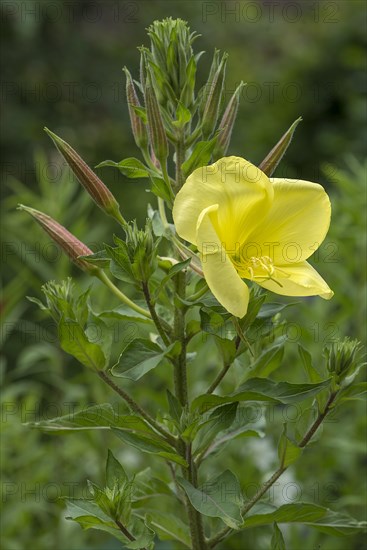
[258,117,302,176]
[17,205,98,274]
[44,128,126,225]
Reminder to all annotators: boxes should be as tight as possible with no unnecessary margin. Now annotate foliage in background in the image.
[1,2,366,550]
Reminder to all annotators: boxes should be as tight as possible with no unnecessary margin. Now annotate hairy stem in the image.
[173,258,207,549]
[173,270,188,406]
[208,389,339,548]
[97,370,176,447]
[175,139,185,190]
[115,519,147,550]
[142,281,171,346]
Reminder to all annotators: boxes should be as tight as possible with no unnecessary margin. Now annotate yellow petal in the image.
[197,204,249,317]
[245,178,331,265]
[255,261,334,299]
[173,156,273,247]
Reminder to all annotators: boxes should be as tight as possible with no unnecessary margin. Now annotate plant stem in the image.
[206,336,241,394]
[158,197,169,228]
[207,389,339,548]
[299,391,338,448]
[187,281,209,303]
[97,370,176,447]
[173,263,207,549]
[97,270,151,318]
[175,139,185,189]
[115,519,147,550]
[142,281,171,346]
[173,270,188,406]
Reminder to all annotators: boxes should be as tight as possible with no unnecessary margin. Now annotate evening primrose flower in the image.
[172,157,333,317]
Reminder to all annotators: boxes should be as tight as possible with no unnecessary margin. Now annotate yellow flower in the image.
[172,157,333,317]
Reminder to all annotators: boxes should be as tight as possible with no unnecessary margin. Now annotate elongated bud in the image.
[201,52,228,138]
[199,49,220,118]
[17,204,98,274]
[258,117,302,176]
[145,71,168,165]
[213,81,245,159]
[44,128,126,225]
[123,67,148,150]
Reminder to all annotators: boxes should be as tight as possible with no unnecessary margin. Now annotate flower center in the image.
[230,253,284,287]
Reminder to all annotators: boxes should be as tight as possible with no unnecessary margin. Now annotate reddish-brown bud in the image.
[18,205,98,274]
[123,67,148,150]
[44,128,126,225]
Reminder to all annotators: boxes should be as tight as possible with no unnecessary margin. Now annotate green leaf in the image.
[338,382,367,402]
[191,378,331,412]
[177,470,243,529]
[245,342,284,380]
[145,510,191,547]
[78,249,110,269]
[182,137,218,177]
[96,158,150,179]
[106,449,128,489]
[26,295,48,311]
[150,176,172,202]
[257,302,297,319]
[131,104,148,124]
[111,338,176,381]
[200,425,264,461]
[278,424,302,468]
[243,502,367,535]
[271,523,286,550]
[97,304,152,324]
[298,344,323,383]
[65,498,112,524]
[111,428,188,467]
[194,402,238,452]
[215,336,237,365]
[154,258,191,300]
[25,403,156,434]
[240,293,266,329]
[58,318,106,370]
[172,102,192,128]
[65,514,126,542]
[166,389,182,424]
[105,241,134,283]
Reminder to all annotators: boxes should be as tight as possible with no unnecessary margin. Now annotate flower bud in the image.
[44,128,126,225]
[17,204,98,274]
[324,338,362,380]
[213,81,245,159]
[258,117,302,176]
[124,218,158,282]
[201,52,228,138]
[123,67,148,150]
[144,72,168,165]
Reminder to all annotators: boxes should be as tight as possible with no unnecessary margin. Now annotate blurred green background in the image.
[1,1,366,549]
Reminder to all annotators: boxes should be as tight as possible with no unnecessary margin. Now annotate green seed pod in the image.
[44,128,126,225]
